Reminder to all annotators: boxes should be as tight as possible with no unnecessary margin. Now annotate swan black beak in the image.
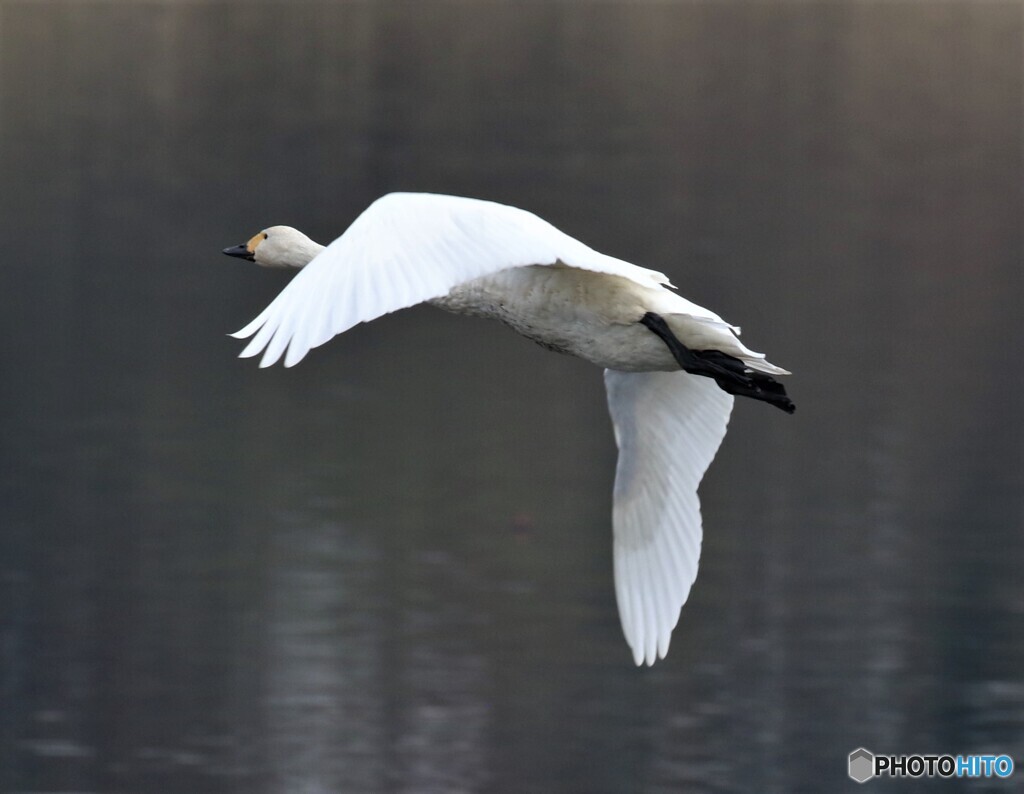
[223,244,255,262]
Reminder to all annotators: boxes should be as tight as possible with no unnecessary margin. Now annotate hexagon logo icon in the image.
[849,748,875,783]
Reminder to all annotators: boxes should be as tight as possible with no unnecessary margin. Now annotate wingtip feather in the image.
[658,629,671,661]
[239,335,268,359]
[283,343,309,368]
[232,310,271,340]
[259,342,285,368]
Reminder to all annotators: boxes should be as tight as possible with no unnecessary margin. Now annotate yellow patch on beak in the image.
[246,231,268,254]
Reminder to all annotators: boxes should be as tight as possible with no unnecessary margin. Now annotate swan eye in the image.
[245,231,268,253]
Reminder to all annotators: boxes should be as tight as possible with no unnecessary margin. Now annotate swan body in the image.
[432,266,754,373]
[226,192,793,666]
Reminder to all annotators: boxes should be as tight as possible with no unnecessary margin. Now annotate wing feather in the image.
[232,193,672,367]
[604,369,734,666]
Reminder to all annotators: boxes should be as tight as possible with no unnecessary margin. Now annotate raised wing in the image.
[604,369,733,666]
[232,192,672,367]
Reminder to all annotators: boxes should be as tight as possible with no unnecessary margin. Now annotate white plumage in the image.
[605,370,732,665]
[226,192,792,665]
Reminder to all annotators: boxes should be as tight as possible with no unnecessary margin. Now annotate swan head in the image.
[222,225,323,269]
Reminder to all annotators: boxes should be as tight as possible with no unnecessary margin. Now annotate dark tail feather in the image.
[694,350,796,414]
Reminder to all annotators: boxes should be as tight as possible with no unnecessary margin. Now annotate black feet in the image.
[640,312,795,414]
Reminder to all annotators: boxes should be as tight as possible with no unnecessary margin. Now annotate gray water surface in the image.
[1,3,1022,792]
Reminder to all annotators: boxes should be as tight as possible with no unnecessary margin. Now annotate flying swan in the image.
[225,192,794,666]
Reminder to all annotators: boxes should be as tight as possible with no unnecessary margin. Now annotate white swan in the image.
[225,192,794,666]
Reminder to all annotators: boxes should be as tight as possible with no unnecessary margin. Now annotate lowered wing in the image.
[604,369,734,665]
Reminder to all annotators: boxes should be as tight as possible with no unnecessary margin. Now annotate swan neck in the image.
[294,240,325,268]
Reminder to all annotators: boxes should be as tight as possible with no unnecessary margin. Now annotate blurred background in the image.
[1,2,1021,792]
